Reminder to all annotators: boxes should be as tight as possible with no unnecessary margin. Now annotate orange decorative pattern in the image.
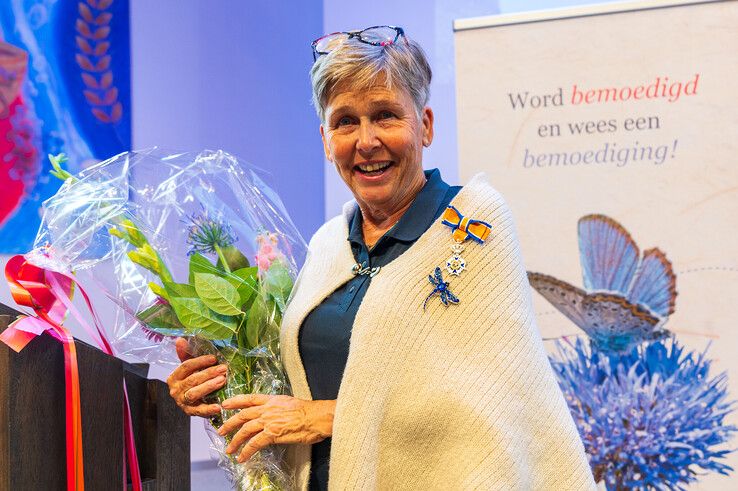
[75,0,122,123]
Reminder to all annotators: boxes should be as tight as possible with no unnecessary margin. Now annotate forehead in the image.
[325,84,413,114]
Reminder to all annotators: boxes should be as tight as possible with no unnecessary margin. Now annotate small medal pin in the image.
[440,205,492,277]
[423,206,492,310]
[445,241,466,276]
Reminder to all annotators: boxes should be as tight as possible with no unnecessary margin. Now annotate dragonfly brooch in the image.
[423,266,460,310]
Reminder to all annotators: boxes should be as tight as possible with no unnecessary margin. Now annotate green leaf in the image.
[216,245,250,271]
[169,296,237,340]
[263,297,281,340]
[164,281,197,298]
[136,301,186,334]
[148,282,169,301]
[263,260,293,312]
[109,227,126,241]
[227,267,259,306]
[110,219,147,248]
[128,243,161,275]
[189,253,218,284]
[193,273,242,315]
[48,153,75,182]
[245,295,268,348]
[119,219,147,247]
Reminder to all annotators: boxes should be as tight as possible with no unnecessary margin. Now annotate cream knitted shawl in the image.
[280,174,596,490]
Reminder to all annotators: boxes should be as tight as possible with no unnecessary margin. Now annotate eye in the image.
[377,110,396,120]
[335,115,354,127]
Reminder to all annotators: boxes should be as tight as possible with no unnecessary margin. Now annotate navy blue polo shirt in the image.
[298,168,460,491]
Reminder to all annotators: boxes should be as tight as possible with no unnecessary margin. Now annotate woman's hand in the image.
[218,394,336,462]
[166,337,228,417]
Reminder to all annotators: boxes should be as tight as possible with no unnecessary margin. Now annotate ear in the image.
[320,124,333,161]
[421,107,434,147]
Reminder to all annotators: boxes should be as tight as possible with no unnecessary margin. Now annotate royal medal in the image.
[445,240,467,276]
[423,206,493,310]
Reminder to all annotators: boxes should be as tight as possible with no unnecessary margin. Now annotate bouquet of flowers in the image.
[35,149,306,490]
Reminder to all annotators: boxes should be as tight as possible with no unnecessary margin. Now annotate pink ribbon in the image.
[2,254,142,491]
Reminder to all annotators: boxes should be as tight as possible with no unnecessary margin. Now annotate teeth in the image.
[358,162,391,172]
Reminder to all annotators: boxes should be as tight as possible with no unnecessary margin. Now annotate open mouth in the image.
[355,161,393,176]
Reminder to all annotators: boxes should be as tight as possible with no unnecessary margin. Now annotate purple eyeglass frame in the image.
[311,25,406,61]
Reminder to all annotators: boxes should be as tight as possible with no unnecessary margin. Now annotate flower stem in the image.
[214,244,231,273]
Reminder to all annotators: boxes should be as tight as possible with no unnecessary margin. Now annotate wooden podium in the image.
[0,303,190,490]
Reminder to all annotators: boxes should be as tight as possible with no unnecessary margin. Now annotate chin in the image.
[356,189,394,207]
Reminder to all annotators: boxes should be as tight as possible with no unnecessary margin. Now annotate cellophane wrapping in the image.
[30,148,307,490]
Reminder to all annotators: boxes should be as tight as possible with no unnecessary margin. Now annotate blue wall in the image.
[129,0,324,464]
[131,0,324,242]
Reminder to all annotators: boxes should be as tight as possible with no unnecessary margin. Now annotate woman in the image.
[167,26,596,490]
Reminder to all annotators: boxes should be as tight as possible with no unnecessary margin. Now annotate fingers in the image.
[221,393,271,409]
[168,354,218,384]
[225,419,264,455]
[183,364,228,391]
[183,374,226,402]
[185,403,222,418]
[237,432,273,463]
[175,337,192,362]
[218,406,263,436]
[167,353,228,418]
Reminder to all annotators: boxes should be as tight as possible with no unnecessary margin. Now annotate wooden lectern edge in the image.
[0,302,149,378]
[0,302,191,488]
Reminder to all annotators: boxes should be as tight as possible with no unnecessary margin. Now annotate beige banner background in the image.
[455,1,738,488]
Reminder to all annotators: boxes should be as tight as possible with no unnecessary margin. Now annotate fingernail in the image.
[217,428,225,436]
[215,375,225,384]
[218,364,228,374]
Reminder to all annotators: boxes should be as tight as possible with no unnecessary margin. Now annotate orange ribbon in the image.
[441,206,492,243]
[2,254,141,491]
[4,254,84,490]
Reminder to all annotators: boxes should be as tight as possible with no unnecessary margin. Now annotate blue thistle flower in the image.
[551,337,736,490]
[184,207,237,256]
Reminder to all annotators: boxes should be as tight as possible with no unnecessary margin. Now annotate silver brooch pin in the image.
[352,262,380,278]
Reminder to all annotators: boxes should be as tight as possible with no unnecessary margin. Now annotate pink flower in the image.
[255,232,284,273]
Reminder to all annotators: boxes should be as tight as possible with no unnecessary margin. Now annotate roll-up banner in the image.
[455,1,737,488]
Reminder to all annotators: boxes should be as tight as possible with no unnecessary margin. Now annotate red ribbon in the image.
[2,254,142,491]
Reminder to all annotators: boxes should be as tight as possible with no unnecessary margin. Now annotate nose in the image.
[356,121,380,155]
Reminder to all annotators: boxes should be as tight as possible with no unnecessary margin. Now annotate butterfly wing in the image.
[529,271,665,351]
[528,272,590,331]
[578,215,639,294]
[583,293,666,351]
[627,248,677,317]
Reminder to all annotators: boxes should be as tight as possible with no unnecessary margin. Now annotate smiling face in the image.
[320,84,433,218]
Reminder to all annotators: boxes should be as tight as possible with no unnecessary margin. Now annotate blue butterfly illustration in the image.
[424,266,460,310]
[527,214,677,352]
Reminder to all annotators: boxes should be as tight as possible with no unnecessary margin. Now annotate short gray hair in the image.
[310,35,432,122]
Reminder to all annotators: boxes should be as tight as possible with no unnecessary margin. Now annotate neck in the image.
[359,173,426,247]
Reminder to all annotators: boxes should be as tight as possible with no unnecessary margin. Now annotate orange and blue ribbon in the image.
[2,254,142,491]
[441,206,492,243]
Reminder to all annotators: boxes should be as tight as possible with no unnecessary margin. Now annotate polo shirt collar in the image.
[348,168,449,245]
